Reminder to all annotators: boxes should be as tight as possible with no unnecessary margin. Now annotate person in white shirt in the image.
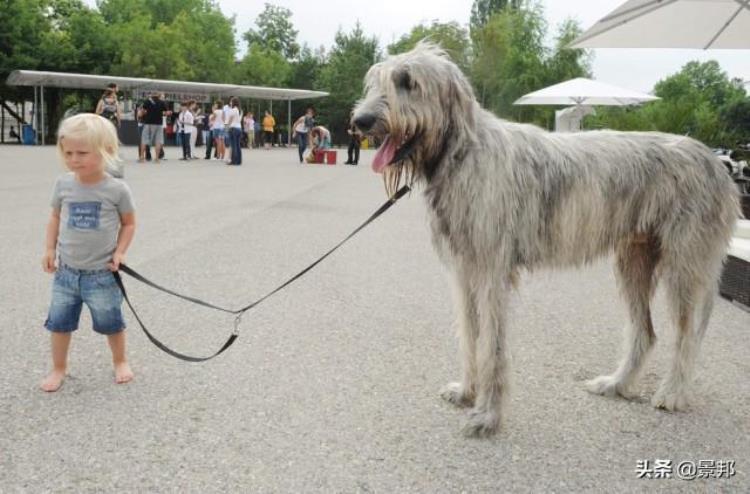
[178,100,195,160]
[186,101,198,159]
[226,97,243,165]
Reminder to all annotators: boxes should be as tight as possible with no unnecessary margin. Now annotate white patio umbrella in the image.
[514,77,660,106]
[514,78,659,131]
[570,0,750,50]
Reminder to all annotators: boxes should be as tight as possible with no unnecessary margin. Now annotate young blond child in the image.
[41,113,136,392]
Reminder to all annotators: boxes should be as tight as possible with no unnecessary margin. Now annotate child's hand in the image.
[42,250,56,273]
[109,252,126,271]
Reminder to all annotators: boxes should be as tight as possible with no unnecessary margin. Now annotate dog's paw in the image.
[440,382,474,408]
[585,375,636,399]
[651,385,690,411]
[462,409,501,438]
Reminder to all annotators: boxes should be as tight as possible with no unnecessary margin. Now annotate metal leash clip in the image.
[233,312,244,335]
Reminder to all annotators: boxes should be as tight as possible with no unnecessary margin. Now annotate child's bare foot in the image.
[41,369,66,392]
[114,362,134,384]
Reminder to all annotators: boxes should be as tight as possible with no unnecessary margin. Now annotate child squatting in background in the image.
[41,113,136,392]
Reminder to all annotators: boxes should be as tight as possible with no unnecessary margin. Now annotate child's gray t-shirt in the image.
[51,173,135,270]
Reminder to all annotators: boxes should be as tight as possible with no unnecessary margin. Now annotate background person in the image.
[226,97,243,165]
[345,121,362,165]
[95,89,121,127]
[311,125,331,149]
[188,102,199,158]
[138,92,169,163]
[210,100,225,160]
[178,100,195,161]
[262,110,275,150]
[243,112,254,148]
[253,117,261,149]
[9,125,21,143]
[292,107,314,163]
[204,111,215,159]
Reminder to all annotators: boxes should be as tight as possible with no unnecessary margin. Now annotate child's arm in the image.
[42,208,60,273]
[109,212,136,271]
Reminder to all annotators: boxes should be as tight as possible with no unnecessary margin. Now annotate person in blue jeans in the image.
[226,97,243,165]
[292,107,315,163]
[41,113,136,392]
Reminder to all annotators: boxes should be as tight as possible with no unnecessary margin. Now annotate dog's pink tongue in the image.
[372,136,396,174]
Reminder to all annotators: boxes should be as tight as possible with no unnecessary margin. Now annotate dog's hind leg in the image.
[587,237,659,400]
[462,270,511,438]
[441,263,478,408]
[652,252,723,411]
[695,254,724,343]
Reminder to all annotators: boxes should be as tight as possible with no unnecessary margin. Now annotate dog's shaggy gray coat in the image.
[352,43,740,437]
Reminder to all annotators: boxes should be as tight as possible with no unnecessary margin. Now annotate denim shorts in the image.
[44,264,126,335]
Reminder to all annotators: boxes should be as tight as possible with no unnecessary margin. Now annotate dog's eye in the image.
[395,70,415,92]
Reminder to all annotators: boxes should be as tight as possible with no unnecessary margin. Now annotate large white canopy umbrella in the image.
[570,0,750,50]
[514,77,659,131]
[514,77,660,106]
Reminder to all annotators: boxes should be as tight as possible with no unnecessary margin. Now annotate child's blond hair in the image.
[57,113,120,171]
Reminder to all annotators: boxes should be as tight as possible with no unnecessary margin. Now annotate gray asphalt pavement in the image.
[1,144,748,493]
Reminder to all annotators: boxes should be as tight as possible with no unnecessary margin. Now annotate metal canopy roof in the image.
[6,70,328,100]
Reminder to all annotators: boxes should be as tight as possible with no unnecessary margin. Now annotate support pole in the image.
[287,99,291,146]
[33,86,38,144]
[41,84,45,145]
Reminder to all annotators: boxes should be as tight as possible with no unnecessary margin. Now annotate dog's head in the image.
[352,42,477,188]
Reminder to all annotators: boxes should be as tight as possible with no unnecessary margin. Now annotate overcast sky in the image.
[218,0,748,93]
[84,0,748,92]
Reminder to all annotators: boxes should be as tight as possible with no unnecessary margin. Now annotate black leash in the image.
[113,185,411,362]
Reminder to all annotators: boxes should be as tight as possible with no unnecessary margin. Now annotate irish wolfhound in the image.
[352,44,739,437]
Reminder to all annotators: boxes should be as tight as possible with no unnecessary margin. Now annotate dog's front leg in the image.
[441,263,478,408]
[463,271,510,438]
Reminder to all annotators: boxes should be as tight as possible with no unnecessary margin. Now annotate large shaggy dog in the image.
[352,44,739,437]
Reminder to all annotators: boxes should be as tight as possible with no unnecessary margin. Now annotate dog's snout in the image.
[353,114,376,132]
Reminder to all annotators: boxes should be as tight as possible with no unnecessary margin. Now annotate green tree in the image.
[102,0,235,81]
[471,5,548,122]
[545,18,592,84]
[654,60,744,108]
[1,0,119,132]
[0,0,50,112]
[99,0,212,26]
[1,1,49,76]
[235,44,291,87]
[108,15,185,79]
[720,98,750,142]
[315,23,380,143]
[470,0,523,33]
[587,60,749,147]
[288,45,324,90]
[0,0,111,76]
[287,45,325,123]
[243,3,300,60]
[168,8,236,82]
[387,21,470,73]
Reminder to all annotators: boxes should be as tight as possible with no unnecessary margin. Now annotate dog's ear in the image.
[394,67,416,92]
